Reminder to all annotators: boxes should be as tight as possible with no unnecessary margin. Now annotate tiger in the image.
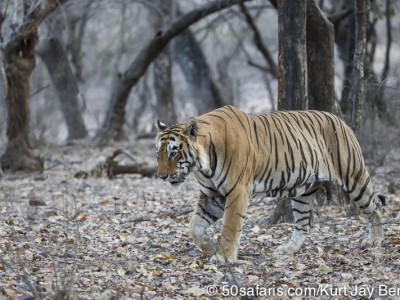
[155,105,384,263]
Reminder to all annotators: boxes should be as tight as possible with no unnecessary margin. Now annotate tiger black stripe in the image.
[196,212,212,225]
[359,194,373,210]
[291,198,309,205]
[212,198,226,211]
[225,153,250,197]
[226,106,247,133]
[353,177,371,202]
[293,208,311,214]
[296,216,311,223]
[215,122,228,181]
[199,204,220,222]
[217,155,233,188]
[253,120,260,149]
[156,105,384,263]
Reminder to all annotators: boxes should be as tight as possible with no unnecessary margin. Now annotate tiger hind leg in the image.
[348,177,383,248]
[189,193,225,256]
[275,185,319,254]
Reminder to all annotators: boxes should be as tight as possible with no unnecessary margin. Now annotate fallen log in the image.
[74,149,156,179]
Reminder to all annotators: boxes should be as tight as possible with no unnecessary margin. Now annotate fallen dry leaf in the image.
[0,140,398,299]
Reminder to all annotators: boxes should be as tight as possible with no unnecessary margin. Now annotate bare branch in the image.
[247,59,272,73]
[5,0,68,54]
[381,0,392,82]
[97,0,252,143]
[123,0,252,83]
[328,8,352,25]
[239,2,278,77]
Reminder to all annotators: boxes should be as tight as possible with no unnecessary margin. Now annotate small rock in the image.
[43,210,58,218]
[29,198,46,207]
[33,174,46,181]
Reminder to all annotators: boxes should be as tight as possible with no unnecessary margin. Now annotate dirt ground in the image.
[0,139,399,299]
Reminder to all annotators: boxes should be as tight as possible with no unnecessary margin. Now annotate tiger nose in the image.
[158,175,168,180]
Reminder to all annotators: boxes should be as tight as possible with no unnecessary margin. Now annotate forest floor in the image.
[0,138,399,300]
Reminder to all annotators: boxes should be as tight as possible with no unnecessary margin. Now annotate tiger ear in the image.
[184,118,198,140]
[156,120,168,132]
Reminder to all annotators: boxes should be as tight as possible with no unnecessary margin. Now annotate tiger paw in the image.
[198,238,218,256]
[209,252,237,264]
[274,241,301,255]
[361,237,383,248]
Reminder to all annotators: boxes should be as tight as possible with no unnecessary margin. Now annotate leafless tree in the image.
[268,0,338,223]
[335,0,356,118]
[277,0,308,110]
[306,0,336,113]
[36,37,87,140]
[65,0,93,83]
[0,0,68,172]
[152,0,177,126]
[351,0,369,136]
[95,0,251,145]
[269,0,308,223]
[173,26,224,115]
[239,3,278,78]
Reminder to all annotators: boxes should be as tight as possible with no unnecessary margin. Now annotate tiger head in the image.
[155,118,199,186]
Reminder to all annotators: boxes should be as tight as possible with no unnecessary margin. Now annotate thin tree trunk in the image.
[66,1,92,83]
[364,20,383,117]
[337,0,356,119]
[277,0,308,110]
[36,37,87,140]
[152,0,177,126]
[132,73,151,134]
[272,0,307,224]
[375,0,392,114]
[267,197,297,224]
[351,0,369,136]
[95,0,250,145]
[381,0,392,83]
[306,0,336,113]
[173,28,224,114]
[154,48,177,125]
[0,44,37,172]
[1,0,67,172]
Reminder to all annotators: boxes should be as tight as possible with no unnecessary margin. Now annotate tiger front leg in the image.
[189,193,225,256]
[210,190,249,263]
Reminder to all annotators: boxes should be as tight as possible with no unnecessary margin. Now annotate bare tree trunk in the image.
[154,49,177,125]
[268,198,296,224]
[306,0,336,113]
[277,0,308,110]
[341,53,355,119]
[374,0,392,115]
[364,18,385,118]
[173,28,224,114]
[271,0,307,224]
[336,0,355,120]
[351,0,369,136]
[1,1,67,172]
[97,79,132,143]
[65,1,92,83]
[95,0,250,145]
[152,0,177,126]
[132,73,151,133]
[381,0,392,83]
[36,37,87,140]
